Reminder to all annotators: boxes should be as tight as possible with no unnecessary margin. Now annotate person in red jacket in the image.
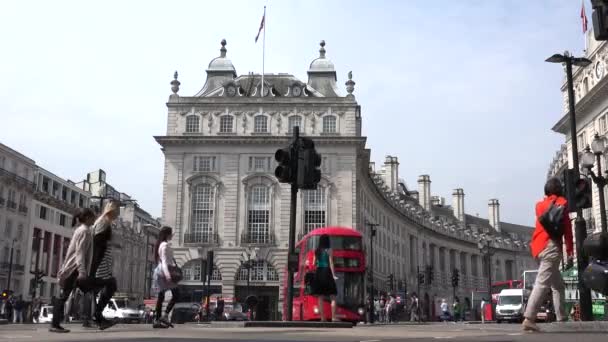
[522,177,574,332]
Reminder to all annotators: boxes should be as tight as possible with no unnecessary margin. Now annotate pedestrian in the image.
[89,200,121,330]
[453,297,461,322]
[13,296,24,323]
[151,226,179,328]
[310,234,338,322]
[49,208,97,333]
[522,177,573,332]
[387,293,396,323]
[215,296,225,321]
[32,297,41,323]
[440,298,450,322]
[480,298,487,324]
[379,296,386,323]
[409,293,419,322]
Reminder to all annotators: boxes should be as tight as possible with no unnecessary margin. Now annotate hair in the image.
[315,234,331,260]
[71,208,96,227]
[154,226,173,263]
[102,200,120,217]
[544,177,563,196]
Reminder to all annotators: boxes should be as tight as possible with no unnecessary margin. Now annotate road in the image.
[0,322,606,342]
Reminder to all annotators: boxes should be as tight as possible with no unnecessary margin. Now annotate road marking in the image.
[434,338,454,339]
[360,340,381,342]
[508,333,523,336]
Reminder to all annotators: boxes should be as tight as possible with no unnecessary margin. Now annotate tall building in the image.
[77,169,160,301]
[157,40,534,320]
[0,143,37,296]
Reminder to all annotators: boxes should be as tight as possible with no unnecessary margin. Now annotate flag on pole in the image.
[581,0,589,33]
[255,13,265,43]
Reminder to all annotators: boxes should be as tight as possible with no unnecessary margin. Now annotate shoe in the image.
[153,320,169,329]
[95,315,117,331]
[82,320,93,328]
[522,318,540,332]
[159,314,174,328]
[49,325,70,333]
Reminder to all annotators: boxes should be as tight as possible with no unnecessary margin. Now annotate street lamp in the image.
[546,50,594,321]
[581,135,608,234]
[477,235,494,317]
[366,221,378,324]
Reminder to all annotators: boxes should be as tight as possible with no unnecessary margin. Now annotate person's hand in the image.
[333,275,339,280]
[566,257,574,270]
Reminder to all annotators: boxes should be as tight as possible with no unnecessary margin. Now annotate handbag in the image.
[168,258,183,283]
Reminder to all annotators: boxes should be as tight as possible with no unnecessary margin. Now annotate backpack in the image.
[538,199,565,241]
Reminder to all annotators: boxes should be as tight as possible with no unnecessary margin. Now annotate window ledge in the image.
[251,132,272,136]
[218,132,237,136]
[184,132,204,135]
[320,132,340,136]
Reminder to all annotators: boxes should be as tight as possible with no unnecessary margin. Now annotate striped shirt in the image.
[95,245,113,279]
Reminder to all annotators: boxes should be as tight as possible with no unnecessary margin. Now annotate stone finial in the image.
[171,71,181,94]
[345,71,355,97]
[319,40,326,58]
[220,39,227,58]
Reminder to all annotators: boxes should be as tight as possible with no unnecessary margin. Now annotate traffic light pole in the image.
[285,127,300,321]
[6,239,15,291]
[565,58,593,321]
[367,222,377,323]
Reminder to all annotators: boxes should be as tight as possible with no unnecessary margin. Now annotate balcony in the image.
[6,200,17,210]
[0,167,36,191]
[18,205,28,214]
[0,262,25,273]
[241,231,276,246]
[183,232,220,245]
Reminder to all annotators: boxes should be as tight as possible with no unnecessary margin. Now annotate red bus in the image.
[283,227,366,323]
[491,280,522,302]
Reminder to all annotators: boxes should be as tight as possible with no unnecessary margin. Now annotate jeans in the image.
[13,309,23,323]
[156,288,179,320]
[524,240,565,321]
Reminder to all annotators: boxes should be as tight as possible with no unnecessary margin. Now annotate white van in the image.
[101,297,142,323]
[496,289,529,323]
[37,305,53,323]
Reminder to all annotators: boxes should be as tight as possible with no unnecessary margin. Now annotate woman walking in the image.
[152,226,179,328]
[311,234,338,322]
[522,177,573,332]
[50,208,97,333]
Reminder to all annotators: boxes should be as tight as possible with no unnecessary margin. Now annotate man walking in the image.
[13,296,24,323]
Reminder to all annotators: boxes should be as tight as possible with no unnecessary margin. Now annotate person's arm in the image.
[563,201,574,257]
[329,249,337,279]
[73,228,88,278]
[160,243,171,281]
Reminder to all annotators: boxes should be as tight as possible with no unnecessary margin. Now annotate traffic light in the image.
[297,138,322,190]
[275,146,296,183]
[575,178,593,210]
[426,266,434,285]
[418,272,425,285]
[388,274,394,291]
[1,289,8,299]
[207,250,214,280]
[592,0,608,40]
[452,268,460,288]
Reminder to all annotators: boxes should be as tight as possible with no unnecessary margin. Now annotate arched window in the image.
[254,115,268,133]
[237,260,279,281]
[247,185,270,244]
[303,186,326,234]
[190,184,215,243]
[322,115,337,133]
[288,115,302,133]
[186,115,200,133]
[220,116,234,133]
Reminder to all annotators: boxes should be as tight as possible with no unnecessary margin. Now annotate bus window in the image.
[306,236,362,251]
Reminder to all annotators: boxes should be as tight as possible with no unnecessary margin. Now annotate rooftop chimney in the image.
[452,188,465,225]
[488,199,501,233]
[417,175,431,211]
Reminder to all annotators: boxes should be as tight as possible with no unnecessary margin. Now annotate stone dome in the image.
[308,40,335,73]
[207,39,236,75]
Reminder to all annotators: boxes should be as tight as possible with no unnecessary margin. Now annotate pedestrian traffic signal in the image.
[297,138,322,190]
[592,0,608,40]
[1,289,8,299]
[275,146,295,183]
[451,269,460,288]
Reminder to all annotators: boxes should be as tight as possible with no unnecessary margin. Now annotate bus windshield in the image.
[334,272,364,310]
[498,295,522,306]
[307,236,362,251]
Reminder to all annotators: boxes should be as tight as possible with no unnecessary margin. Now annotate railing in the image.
[0,262,25,272]
[0,167,36,190]
[241,231,276,246]
[6,200,17,210]
[18,205,28,214]
[183,232,220,245]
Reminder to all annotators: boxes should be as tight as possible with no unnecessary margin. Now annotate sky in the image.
[0,0,590,226]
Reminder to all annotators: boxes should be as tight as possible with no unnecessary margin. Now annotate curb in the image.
[0,319,8,325]
[210,321,353,328]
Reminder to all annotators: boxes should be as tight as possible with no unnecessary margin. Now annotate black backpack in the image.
[538,199,565,241]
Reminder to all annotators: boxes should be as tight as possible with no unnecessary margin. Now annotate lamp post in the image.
[546,51,594,321]
[581,135,608,234]
[478,235,494,319]
[366,222,378,324]
[6,239,17,291]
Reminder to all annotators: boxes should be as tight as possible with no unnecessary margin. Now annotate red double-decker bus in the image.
[283,227,366,323]
[491,280,522,302]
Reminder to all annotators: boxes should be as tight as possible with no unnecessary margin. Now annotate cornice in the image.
[155,135,367,147]
[167,97,357,107]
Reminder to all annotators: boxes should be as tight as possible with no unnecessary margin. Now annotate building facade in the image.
[157,40,535,320]
[0,143,37,297]
[77,169,160,302]
[23,168,91,301]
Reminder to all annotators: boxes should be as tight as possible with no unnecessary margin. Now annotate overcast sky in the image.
[0,0,589,225]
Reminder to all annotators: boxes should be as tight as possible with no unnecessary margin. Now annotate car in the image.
[36,305,53,324]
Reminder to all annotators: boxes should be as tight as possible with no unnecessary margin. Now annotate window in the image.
[17,223,23,239]
[303,187,326,234]
[186,115,200,133]
[583,77,590,94]
[0,156,4,169]
[190,184,215,241]
[288,115,302,133]
[193,156,217,172]
[15,250,21,264]
[5,219,12,237]
[219,116,234,133]
[7,189,16,209]
[249,156,271,172]
[254,115,268,133]
[322,116,337,133]
[59,214,67,227]
[578,131,588,149]
[247,185,270,244]
[237,261,278,282]
[40,206,48,220]
[211,267,222,281]
[602,115,608,134]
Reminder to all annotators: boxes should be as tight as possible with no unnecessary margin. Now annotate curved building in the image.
[156,40,535,320]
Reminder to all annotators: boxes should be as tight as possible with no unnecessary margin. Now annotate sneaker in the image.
[522,318,540,332]
[49,325,70,333]
[82,320,93,328]
[153,319,169,329]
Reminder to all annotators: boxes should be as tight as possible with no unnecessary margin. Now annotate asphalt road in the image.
[0,323,606,342]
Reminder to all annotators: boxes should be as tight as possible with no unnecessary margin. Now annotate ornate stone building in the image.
[157,39,535,320]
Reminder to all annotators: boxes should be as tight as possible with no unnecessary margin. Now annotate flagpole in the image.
[583,0,588,53]
[261,6,266,98]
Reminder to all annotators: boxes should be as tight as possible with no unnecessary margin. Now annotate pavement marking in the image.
[508,333,523,336]
[360,340,381,342]
[434,338,454,339]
